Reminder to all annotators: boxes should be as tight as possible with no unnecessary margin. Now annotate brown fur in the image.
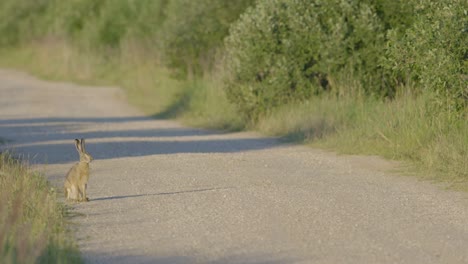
[64,138,93,202]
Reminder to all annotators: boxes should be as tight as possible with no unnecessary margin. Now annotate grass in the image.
[0,152,82,264]
[257,92,468,190]
[175,77,244,130]
[0,40,467,190]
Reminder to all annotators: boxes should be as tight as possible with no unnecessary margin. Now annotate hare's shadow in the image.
[91,187,233,202]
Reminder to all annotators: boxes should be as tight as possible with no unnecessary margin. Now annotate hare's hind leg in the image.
[67,185,79,201]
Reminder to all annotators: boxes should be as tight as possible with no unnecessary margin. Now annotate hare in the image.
[64,138,93,202]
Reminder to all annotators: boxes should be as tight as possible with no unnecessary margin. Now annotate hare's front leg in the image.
[82,183,89,202]
[77,185,85,202]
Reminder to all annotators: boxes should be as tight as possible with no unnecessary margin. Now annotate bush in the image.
[91,0,170,48]
[0,0,50,45]
[45,0,101,38]
[160,0,254,77]
[224,0,386,120]
[47,0,168,50]
[383,0,467,112]
[364,0,415,33]
[12,0,251,75]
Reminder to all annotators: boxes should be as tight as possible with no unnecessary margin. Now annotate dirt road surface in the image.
[1,69,467,264]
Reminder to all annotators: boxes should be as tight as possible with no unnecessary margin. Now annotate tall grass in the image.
[176,75,244,130]
[0,152,82,263]
[257,91,468,189]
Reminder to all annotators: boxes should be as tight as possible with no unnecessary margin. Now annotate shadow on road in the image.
[0,116,280,164]
[0,116,149,125]
[82,251,302,264]
[91,187,234,202]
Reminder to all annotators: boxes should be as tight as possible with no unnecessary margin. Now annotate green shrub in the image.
[160,0,254,77]
[363,0,415,33]
[124,0,169,40]
[48,0,167,50]
[90,0,169,48]
[0,0,50,45]
[46,0,102,38]
[224,0,386,120]
[383,0,467,112]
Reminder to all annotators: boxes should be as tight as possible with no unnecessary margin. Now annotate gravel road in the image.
[1,69,467,264]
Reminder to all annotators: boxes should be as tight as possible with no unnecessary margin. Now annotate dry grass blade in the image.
[0,153,82,264]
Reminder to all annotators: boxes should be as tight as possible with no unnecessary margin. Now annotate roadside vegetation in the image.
[0,152,82,263]
[0,0,466,188]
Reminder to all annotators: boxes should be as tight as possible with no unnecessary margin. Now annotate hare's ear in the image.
[74,139,82,152]
[80,138,86,152]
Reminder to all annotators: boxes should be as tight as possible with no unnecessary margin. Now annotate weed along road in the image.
[1,69,468,263]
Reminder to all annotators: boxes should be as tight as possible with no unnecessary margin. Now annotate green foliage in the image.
[0,0,50,45]
[124,0,169,40]
[90,0,170,48]
[160,0,254,77]
[82,0,130,47]
[224,0,466,120]
[363,0,415,33]
[383,0,468,112]
[225,0,386,120]
[0,0,251,74]
[48,0,168,49]
[47,0,102,37]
